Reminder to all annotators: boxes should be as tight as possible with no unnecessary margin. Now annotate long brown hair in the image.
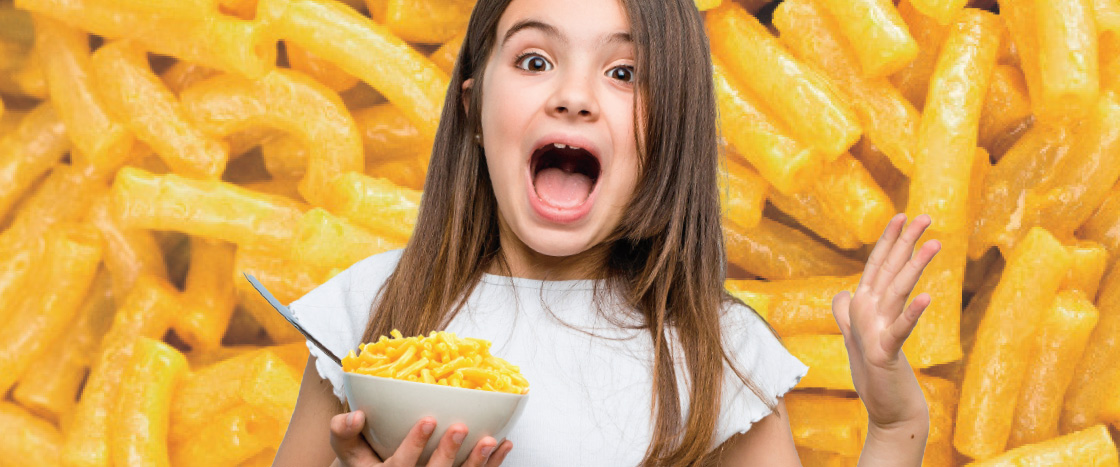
[363,0,772,464]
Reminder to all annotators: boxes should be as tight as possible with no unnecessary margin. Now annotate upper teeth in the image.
[553,143,581,150]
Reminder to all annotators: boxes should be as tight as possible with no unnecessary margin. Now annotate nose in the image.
[546,69,600,121]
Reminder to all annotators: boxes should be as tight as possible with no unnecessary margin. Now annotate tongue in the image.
[533,167,593,208]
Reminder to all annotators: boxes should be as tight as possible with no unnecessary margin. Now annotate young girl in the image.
[274,0,940,465]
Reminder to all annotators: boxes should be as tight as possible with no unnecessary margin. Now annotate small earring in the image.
[474,133,482,144]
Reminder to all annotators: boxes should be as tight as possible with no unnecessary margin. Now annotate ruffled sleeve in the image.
[288,249,405,402]
[714,301,810,445]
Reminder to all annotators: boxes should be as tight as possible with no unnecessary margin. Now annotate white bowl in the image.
[343,372,530,466]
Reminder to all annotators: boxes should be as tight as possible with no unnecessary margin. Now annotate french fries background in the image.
[0,0,1118,464]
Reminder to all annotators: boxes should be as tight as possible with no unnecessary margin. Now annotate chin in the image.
[516,223,601,258]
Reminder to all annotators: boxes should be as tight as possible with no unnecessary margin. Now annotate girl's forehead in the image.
[496,0,632,48]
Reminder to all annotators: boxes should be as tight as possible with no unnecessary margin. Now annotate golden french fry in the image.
[966,424,1120,466]
[724,217,864,280]
[1063,264,1120,432]
[707,2,862,162]
[89,194,168,298]
[902,225,967,368]
[1060,241,1109,297]
[712,58,818,195]
[174,238,237,351]
[726,275,857,336]
[0,102,68,221]
[110,167,304,255]
[0,402,63,467]
[0,224,101,395]
[258,0,448,140]
[62,275,180,467]
[917,374,958,467]
[786,393,868,457]
[956,227,1073,459]
[111,337,188,467]
[32,15,133,176]
[12,268,114,424]
[384,0,474,44]
[774,0,919,175]
[180,69,363,205]
[172,349,293,442]
[285,41,359,92]
[1008,289,1099,448]
[0,164,107,250]
[813,0,919,78]
[17,0,277,79]
[90,40,228,179]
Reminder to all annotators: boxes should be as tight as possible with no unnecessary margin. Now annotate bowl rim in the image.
[343,370,530,399]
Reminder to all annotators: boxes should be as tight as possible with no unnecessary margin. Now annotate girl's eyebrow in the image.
[500,19,633,49]
[502,19,565,47]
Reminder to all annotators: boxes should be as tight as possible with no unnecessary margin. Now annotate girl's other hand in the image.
[329,411,513,467]
[831,213,939,431]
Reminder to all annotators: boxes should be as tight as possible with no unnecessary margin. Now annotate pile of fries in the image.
[343,330,530,395]
[0,0,1117,464]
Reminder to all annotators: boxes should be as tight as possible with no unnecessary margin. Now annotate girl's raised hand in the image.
[831,213,940,431]
[329,411,513,467]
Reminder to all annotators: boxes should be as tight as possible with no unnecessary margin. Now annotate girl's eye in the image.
[608,65,635,83]
[516,53,552,72]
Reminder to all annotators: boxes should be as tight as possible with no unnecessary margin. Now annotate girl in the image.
[274,0,940,465]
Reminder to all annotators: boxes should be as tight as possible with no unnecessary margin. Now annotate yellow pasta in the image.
[343,330,529,395]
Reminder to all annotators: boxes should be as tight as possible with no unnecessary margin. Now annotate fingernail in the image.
[421,422,435,435]
[346,412,355,428]
[453,431,466,444]
[481,445,494,457]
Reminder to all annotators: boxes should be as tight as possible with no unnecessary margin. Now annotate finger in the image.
[857,213,907,293]
[330,411,380,467]
[459,436,498,467]
[388,417,437,467]
[484,440,514,467]
[883,292,932,354]
[426,423,468,467]
[870,214,933,297]
[882,239,942,318]
[831,290,853,338]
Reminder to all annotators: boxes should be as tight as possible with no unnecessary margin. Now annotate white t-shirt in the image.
[290,249,808,465]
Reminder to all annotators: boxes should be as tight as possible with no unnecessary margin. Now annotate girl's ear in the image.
[461,78,474,112]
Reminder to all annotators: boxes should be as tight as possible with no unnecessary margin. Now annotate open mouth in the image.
[530,142,602,209]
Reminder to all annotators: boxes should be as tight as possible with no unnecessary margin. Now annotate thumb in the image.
[831,290,853,338]
[330,411,380,467]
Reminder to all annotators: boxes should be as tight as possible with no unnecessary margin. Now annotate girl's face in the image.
[467,0,640,277]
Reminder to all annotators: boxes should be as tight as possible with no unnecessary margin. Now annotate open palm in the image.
[831,213,941,428]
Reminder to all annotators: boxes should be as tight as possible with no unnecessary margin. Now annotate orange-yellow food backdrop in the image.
[0,0,1119,465]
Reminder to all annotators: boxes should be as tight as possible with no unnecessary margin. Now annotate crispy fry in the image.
[1063,264,1120,432]
[720,156,768,231]
[891,0,951,109]
[89,194,168,298]
[1035,0,1100,119]
[813,0,919,78]
[956,227,1073,459]
[978,65,1033,160]
[291,207,405,274]
[707,2,862,161]
[785,334,853,390]
[319,172,420,243]
[430,33,465,74]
